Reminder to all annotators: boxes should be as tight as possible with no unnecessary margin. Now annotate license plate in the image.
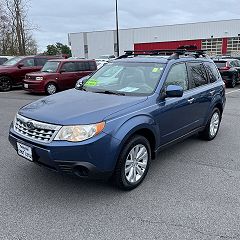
[17,142,33,161]
[24,83,28,89]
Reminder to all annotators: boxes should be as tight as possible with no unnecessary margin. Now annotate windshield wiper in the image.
[95,90,125,96]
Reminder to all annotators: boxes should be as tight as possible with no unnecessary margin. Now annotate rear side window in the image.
[164,63,189,91]
[214,61,227,68]
[204,62,220,83]
[89,61,97,71]
[75,62,86,71]
[188,63,208,88]
[35,58,47,66]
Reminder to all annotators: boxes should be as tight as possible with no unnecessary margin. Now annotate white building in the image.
[68,19,240,59]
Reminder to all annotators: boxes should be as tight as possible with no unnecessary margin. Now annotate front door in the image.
[156,63,201,145]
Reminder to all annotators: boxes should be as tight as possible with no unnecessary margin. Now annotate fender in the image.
[107,114,160,167]
[204,93,224,125]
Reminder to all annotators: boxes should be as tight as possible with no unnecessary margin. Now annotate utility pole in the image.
[115,0,120,57]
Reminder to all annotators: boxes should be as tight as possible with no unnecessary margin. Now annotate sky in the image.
[29,0,240,52]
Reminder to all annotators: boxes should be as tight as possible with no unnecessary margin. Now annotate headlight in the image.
[54,122,105,142]
[36,77,43,81]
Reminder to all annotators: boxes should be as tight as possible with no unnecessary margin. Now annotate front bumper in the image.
[23,80,45,93]
[9,126,120,179]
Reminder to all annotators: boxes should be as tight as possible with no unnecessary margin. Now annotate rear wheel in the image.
[0,76,12,92]
[114,135,151,190]
[199,108,221,141]
[45,83,57,95]
[229,75,237,88]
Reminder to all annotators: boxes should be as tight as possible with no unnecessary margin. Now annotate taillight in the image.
[219,66,230,70]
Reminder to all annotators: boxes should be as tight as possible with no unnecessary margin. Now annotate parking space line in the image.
[226,89,240,95]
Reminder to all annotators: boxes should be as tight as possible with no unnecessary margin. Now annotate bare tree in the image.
[0,0,37,55]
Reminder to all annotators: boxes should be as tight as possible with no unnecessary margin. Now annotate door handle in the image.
[188,98,195,104]
[209,90,215,96]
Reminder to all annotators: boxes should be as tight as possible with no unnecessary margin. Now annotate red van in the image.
[23,59,97,95]
[0,55,61,91]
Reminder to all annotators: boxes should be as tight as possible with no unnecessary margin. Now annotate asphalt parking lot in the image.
[1,87,240,240]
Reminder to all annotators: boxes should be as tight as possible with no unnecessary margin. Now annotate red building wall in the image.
[134,38,229,54]
[134,39,202,51]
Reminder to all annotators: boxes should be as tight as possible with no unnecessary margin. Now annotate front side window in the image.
[164,63,188,91]
[188,63,208,88]
[41,61,60,73]
[204,62,220,83]
[82,62,165,96]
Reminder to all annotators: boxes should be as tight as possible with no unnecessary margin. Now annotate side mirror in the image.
[17,63,24,68]
[60,69,66,73]
[165,85,183,98]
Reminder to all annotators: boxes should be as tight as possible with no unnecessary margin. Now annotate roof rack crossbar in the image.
[116,49,207,60]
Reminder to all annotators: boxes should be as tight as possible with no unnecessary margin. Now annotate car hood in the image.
[19,89,147,125]
[0,65,14,70]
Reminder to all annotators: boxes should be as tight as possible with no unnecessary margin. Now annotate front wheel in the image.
[114,135,151,190]
[45,83,57,95]
[0,76,12,92]
[199,108,221,141]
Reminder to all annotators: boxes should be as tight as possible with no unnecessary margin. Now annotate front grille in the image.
[26,75,36,80]
[14,114,61,143]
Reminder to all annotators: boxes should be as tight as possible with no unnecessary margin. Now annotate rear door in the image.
[186,62,212,127]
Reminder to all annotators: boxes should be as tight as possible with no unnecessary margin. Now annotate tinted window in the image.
[89,61,96,71]
[188,63,208,88]
[35,58,47,66]
[22,58,34,67]
[75,62,87,71]
[214,61,227,68]
[0,58,7,65]
[204,62,220,83]
[164,63,188,91]
[61,62,76,72]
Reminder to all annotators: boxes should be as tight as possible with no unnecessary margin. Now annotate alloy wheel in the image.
[124,144,148,183]
[209,112,220,137]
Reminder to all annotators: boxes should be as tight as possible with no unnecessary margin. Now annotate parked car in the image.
[96,60,108,69]
[0,56,14,65]
[0,55,62,91]
[213,58,240,87]
[23,59,97,95]
[96,54,116,62]
[9,49,226,190]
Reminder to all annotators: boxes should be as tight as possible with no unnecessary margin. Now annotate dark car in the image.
[9,49,225,190]
[213,59,240,87]
[0,55,62,91]
[0,56,12,65]
[23,59,97,95]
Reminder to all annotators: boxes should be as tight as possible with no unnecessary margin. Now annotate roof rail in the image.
[117,49,208,60]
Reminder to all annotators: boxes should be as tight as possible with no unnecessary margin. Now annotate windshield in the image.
[3,56,24,66]
[83,62,165,96]
[98,55,110,59]
[41,61,60,73]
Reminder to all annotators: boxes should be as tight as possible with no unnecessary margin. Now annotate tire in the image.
[229,75,237,88]
[114,135,151,190]
[45,83,57,95]
[199,108,221,141]
[0,76,12,92]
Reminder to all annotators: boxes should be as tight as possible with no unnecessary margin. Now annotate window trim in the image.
[186,61,209,90]
[162,62,190,92]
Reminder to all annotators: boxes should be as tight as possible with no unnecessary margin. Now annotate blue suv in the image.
[9,49,226,190]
